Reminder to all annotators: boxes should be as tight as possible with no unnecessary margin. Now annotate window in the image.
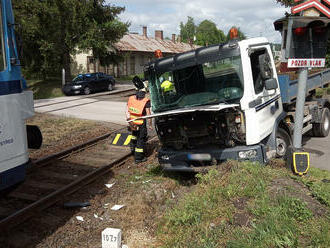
[149,55,244,113]
[250,49,267,95]
[0,3,6,71]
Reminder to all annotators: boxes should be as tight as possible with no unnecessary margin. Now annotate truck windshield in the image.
[149,55,244,113]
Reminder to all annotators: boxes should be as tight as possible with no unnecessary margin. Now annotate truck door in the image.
[245,47,282,144]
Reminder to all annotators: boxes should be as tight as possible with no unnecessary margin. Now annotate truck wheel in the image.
[276,128,291,158]
[313,108,330,137]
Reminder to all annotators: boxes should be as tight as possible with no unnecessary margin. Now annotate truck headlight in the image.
[238,150,257,159]
[161,155,170,161]
[72,85,82,89]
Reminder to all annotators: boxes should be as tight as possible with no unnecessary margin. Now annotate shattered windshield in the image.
[149,55,244,113]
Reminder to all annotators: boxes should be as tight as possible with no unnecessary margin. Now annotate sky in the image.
[110,0,290,43]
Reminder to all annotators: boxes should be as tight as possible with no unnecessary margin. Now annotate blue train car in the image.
[0,0,41,191]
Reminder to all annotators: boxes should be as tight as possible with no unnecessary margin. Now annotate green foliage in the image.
[180,16,196,44]
[195,20,226,46]
[179,17,246,46]
[293,167,330,207]
[27,78,64,99]
[275,0,295,7]
[12,0,129,79]
[157,163,330,248]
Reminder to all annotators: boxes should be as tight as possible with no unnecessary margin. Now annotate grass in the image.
[315,87,330,98]
[27,77,64,99]
[292,168,330,207]
[118,73,144,82]
[156,162,330,248]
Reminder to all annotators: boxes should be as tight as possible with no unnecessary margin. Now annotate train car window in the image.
[0,3,5,71]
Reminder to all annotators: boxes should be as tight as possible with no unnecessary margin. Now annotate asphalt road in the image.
[34,84,133,125]
[303,135,330,171]
[34,88,330,171]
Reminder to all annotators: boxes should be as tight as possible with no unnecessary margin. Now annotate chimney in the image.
[172,34,176,43]
[155,30,163,40]
[178,35,182,43]
[143,26,147,37]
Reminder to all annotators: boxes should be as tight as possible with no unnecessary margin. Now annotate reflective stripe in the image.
[130,114,144,125]
[129,106,139,114]
[133,119,144,125]
[135,148,144,153]
[131,136,137,140]
[124,135,132,146]
[112,134,121,145]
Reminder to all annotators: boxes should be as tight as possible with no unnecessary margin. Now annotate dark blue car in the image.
[62,72,116,95]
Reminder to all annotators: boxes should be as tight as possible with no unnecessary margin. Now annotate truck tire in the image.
[313,108,330,137]
[276,128,291,158]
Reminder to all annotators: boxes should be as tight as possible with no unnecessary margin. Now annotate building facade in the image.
[72,27,199,78]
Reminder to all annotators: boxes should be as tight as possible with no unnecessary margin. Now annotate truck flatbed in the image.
[278,69,330,104]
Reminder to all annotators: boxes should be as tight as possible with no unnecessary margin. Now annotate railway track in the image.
[0,125,139,231]
[34,85,135,109]
[34,87,136,114]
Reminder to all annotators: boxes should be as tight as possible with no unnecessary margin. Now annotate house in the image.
[72,27,199,77]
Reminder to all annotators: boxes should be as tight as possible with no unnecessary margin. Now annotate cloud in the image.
[110,0,289,43]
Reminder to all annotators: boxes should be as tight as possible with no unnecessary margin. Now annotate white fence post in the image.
[62,68,65,86]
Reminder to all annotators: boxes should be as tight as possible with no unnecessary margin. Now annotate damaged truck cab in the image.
[142,37,329,172]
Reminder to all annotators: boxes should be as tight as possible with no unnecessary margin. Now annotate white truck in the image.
[138,37,330,172]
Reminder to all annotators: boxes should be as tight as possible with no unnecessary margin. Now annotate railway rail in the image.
[0,125,140,231]
[34,87,136,114]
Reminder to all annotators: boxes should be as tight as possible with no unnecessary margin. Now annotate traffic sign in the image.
[288,58,325,68]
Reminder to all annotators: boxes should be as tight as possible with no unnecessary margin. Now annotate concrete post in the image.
[285,18,293,59]
[293,68,308,149]
[62,68,65,86]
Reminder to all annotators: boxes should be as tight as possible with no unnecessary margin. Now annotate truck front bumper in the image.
[158,145,267,172]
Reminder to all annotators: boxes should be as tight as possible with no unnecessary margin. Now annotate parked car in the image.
[62,72,116,95]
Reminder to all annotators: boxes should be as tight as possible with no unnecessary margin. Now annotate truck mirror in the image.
[258,54,272,80]
[265,78,278,91]
[132,75,144,90]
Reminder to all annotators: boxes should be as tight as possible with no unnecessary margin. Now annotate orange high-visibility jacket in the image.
[127,96,150,125]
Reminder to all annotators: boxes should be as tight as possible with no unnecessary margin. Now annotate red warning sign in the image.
[288,58,325,68]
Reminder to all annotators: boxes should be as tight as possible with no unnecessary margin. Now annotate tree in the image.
[195,20,226,46]
[275,0,295,7]
[226,26,246,41]
[180,16,196,44]
[12,0,129,80]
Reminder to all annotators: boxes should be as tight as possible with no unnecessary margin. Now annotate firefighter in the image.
[161,80,174,93]
[126,79,152,164]
[161,80,176,103]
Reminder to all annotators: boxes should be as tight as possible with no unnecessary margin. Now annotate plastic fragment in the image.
[171,192,175,198]
[105,183,115,188]
[76,216,84,222]
[111,205,125,211]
